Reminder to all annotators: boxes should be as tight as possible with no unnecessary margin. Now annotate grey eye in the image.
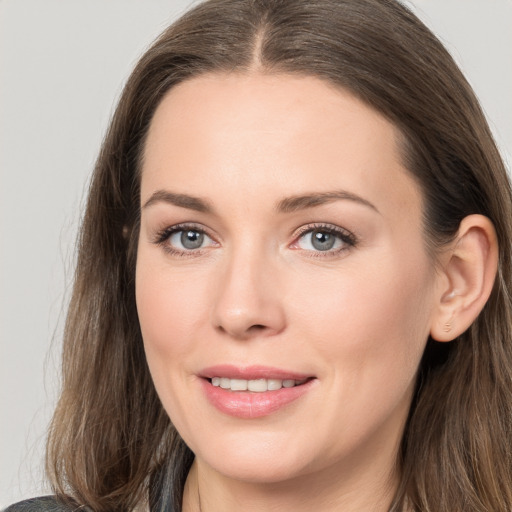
[310,230,336,251]
[297,229,345,252]
[181,230,204,249]
[169,229,211,250]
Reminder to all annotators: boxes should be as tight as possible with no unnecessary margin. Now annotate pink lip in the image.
[200,364,312,381]
[199,365,316,419]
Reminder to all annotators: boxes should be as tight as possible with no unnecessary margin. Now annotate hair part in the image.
[46,1,512,510]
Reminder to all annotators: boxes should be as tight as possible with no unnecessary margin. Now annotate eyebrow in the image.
[142,190,213,213]
[142,189,378,214]
[276,190,379,214]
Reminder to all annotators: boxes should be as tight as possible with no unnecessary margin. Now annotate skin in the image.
[136,72,444,512]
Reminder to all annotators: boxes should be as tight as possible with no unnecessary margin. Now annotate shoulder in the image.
[2,496,89,512]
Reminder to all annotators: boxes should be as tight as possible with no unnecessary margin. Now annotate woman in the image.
[5,0,512,510]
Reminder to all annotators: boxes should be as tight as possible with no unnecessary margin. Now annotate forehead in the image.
[141,72,421,221]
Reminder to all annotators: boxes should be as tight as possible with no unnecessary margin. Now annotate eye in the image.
[169,229,210,250]
[293,225,356,254]
[153,224,217,255]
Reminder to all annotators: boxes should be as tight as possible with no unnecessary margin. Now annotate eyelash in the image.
[152,222,358,258]
[291,223,357,257]
[153,223,217,258]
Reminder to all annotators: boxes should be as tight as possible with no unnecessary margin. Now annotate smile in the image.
[200,366,316,418]
[210,377,309,392]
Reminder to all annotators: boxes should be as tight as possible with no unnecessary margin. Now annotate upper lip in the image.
[200,364,314,381]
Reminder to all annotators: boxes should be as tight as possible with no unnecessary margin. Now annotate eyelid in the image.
[292,222,355,240]
[152,222,219,256]
[290,223,358,254]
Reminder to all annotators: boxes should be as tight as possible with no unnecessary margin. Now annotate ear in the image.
[430,214,498,342]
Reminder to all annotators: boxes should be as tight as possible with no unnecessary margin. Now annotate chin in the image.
[206,455,310,484]
[190,429,317,484]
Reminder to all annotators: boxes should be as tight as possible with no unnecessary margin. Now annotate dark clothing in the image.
[2,496,88,512]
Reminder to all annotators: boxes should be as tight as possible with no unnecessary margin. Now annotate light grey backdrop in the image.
[1,0,511,506]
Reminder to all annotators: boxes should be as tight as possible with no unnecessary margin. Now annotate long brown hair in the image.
[46,1,512,510]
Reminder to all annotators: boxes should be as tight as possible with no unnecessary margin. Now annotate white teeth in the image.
[248,379,267,392]
[211,377,306,392]
[267,379,283,391]
[230,378,248,391]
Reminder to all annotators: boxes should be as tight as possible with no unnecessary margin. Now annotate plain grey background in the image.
[1,0,511,506]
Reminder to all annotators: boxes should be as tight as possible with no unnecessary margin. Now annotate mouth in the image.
[209,377,311,392]
[199,365,317,418]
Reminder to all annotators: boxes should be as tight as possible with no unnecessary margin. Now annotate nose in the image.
[211,247,286,340]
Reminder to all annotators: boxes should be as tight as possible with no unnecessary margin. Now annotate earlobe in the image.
[430,214,498,342]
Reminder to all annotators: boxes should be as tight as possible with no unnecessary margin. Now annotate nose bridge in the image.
[211,236,286,339]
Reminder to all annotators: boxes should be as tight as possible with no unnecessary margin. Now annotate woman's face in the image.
[136,73,440,485]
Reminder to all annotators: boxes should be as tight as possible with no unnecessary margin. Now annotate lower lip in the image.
[200,378,315,419]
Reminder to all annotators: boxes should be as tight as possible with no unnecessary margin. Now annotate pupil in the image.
[181,230,204,249]
[312,230,335,251]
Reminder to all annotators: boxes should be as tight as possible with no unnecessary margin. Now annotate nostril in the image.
[250,324,266,331]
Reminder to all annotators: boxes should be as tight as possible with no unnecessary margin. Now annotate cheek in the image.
[135,255,215,434]
[135,255,211,365]
[291,250,434,399]
[281,255,434,465]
